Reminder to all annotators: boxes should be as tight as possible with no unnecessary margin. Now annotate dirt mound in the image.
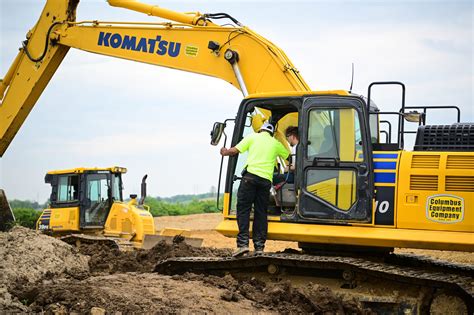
[78,236,232,274]
[0,226,89,311]
[178,273,370,314]
[21,273,267,314]
[2,229,370,314]
[17,272,369,314]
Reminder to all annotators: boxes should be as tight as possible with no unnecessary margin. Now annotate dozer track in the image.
[155,252,473,314]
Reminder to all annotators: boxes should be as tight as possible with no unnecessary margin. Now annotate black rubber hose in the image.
[22,21,63,62]
[204,13,242,26]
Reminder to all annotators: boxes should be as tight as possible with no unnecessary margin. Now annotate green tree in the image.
[144,197,222,217]
[12,208,41,229]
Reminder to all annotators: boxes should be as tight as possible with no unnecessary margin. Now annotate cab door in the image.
[297,96,373,223]
[80,172,112,228]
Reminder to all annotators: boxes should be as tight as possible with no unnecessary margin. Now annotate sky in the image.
[0,0,472,202]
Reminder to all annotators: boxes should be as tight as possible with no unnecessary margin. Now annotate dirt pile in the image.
[179,273,370,314]
[78,235,232,274]
[17,272,369,314]
[1,227,370,314]
[22,273,265,314]
[0,226,89,311]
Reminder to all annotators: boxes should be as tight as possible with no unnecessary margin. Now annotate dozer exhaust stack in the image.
[0,189,15,231]
[139,174,148,205]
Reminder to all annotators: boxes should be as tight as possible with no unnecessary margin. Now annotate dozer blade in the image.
[0,189,15,231]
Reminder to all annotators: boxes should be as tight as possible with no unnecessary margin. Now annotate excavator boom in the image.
[0,0,309,157]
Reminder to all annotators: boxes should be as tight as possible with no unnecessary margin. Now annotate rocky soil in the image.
[0,226,370,314]
[1,214,471,314]
[0,227,89,312]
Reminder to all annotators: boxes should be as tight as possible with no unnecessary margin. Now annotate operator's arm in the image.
[285,162,295,172]
[220,147,240,156]
[277,141,290,172]
[221,133,253,156]
[277,142,290,161]
[286,146,296,171]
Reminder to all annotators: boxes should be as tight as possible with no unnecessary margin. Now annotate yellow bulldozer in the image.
[0,0,472,312]
[36,167,154,248]
[33,166,201,249]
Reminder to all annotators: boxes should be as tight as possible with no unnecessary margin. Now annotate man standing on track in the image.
[220,122,289,257]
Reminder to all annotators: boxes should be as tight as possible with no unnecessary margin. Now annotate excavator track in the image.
[155,252,473,314]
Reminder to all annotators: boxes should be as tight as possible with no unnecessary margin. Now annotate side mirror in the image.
[210,122,225,146]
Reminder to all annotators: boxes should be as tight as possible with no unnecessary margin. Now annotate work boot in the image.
[232,246,249,257]
[254,248,264,255]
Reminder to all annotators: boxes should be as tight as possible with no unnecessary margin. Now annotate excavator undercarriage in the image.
[155,251,473,314]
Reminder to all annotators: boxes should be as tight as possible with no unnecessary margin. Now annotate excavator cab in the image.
[214,93,374,224]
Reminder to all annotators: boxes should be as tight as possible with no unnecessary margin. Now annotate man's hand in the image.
[220,147,239,156]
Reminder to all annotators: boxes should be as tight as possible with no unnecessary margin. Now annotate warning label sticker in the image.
[426,195,464,224]
[185,45,199,57]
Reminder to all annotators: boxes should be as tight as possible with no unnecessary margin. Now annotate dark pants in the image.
[236,172,272,250]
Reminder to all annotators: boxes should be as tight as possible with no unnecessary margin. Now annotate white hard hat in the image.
[259,122,274,134]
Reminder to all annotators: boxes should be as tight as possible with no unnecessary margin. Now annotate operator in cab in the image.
[220,122,289,257]
[273,126,299,185]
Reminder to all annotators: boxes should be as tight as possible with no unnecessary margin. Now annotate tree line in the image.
[9,194,222,229]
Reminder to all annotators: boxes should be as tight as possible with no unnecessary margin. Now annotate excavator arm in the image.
[0,0,310,157]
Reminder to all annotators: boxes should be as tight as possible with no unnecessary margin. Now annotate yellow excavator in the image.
[1,0,473,312]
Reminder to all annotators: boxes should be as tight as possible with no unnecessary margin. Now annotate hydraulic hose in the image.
[22,22,63,63]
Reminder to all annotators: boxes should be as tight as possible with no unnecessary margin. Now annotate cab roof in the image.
[245,90,350,99]
[47,166,127,175]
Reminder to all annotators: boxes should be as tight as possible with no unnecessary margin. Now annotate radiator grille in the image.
[446,176,474,192]
[410,175,438,191]
[446,155,474,169]
[414,124,474,151]
[411,155,440,169]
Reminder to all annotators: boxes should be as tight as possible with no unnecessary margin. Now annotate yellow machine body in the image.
[36,167,155,247]
[216,91,473,251]
[103,201,155,243]
[216,150,474,251]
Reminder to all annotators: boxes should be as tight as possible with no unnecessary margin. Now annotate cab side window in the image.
[57,175,79,202]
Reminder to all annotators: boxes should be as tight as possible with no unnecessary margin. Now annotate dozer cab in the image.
[37,166,156,248]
